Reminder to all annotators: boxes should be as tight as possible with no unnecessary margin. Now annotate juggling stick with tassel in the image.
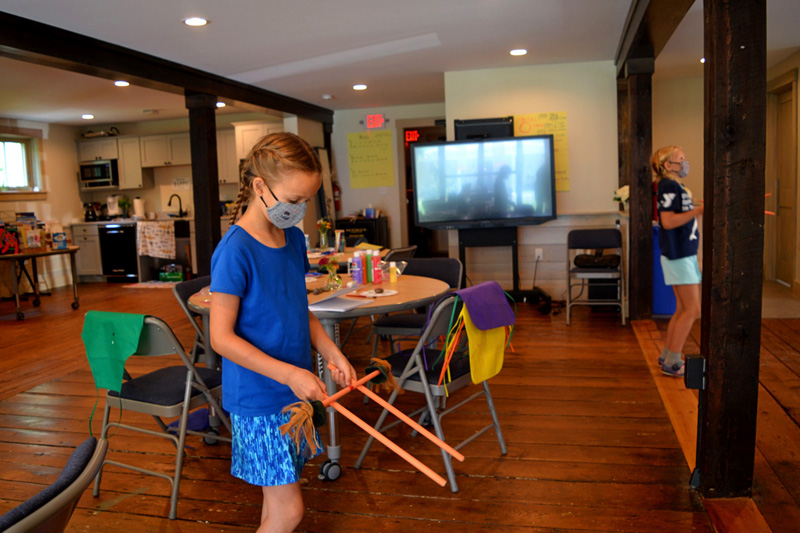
[280,358,459,487]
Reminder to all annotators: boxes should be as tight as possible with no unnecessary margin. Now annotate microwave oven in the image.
[79,160,118,190]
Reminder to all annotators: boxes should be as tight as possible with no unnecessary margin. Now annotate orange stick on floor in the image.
[356,384,465,462]
[329,400,447,487]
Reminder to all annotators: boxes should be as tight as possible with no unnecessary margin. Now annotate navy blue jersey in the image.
[657,178,699,259]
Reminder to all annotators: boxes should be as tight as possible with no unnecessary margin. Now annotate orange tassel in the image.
[280,401,323,457]
[368,358,401,394]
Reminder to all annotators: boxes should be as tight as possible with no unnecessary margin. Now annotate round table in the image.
[188,273,450,479]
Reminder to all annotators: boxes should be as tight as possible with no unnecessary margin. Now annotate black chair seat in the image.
[372,313,428,329]
[386,349,470,385]
[109,366,221,405]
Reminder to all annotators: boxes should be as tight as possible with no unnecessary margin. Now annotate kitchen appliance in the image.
[79,160,118,190]
[98,222,138,279]
[83,203,98,222]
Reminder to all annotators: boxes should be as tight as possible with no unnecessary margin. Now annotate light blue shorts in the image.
[660,255,702,286]
[231,411,322,487]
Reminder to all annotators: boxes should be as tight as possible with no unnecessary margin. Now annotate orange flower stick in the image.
[329,400,447,487]
[322,370,381,407]
[356,384,464,462]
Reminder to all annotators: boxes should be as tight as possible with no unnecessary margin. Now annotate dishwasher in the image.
[98,222,139,280]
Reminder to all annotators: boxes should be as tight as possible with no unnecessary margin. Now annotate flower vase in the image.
[325,272,342,291]
[319,230,329,250]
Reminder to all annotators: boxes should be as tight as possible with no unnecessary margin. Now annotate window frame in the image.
[0,125,45,199]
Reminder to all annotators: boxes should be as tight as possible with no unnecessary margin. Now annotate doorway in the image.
[403,125,446,256]
[767,72,798,290]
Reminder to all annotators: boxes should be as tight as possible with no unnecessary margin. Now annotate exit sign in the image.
[366,114,385,129]
[405,130,420,142]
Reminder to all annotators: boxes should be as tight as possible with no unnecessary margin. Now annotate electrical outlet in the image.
[535,248,543,261]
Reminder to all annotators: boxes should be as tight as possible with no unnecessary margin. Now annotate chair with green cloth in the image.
[82,311,231,520]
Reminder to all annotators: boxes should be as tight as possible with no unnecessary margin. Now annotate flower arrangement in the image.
[613,185,630,203]
[318,255,341,290]
[316,217,331,249]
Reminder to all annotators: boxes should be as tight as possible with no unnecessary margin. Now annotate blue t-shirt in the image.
[210,225,311,416]
[657,178,699,260]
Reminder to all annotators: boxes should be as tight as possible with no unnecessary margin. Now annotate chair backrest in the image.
[0,437,108,533]
[418,293,464,344]
[172,276,211,336]
[383,245,418,262]
[135,316,188,357]
[403,257,463,289]
[567,228,622,250]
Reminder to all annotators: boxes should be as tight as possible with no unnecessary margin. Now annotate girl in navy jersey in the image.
[210,132,355,532]
[652,146,704,377]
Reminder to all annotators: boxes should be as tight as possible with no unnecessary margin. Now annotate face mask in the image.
[673,160,690,178]
[259,183,306,229]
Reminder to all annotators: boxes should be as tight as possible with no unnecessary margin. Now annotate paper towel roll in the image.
[133,198,146,218]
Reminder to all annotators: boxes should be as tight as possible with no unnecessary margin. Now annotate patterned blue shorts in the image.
[231,411,323,487]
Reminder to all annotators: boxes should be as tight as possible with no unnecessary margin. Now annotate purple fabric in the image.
[455,281,515,330]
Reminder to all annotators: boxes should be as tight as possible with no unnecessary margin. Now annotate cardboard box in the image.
[53,232,68,249]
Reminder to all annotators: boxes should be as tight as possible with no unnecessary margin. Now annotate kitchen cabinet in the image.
[77,138,118,161]
[140,133,192,167]
[117,137,153,189]
[234,122,283,159]
[71,224,103,276]
[217,129,238,184]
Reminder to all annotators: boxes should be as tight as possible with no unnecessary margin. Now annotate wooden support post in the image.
[623,63,654,320]
[185,91,221,276]
[699,0,766,497]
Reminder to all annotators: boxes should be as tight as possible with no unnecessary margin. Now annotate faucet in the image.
[168,194,186,217]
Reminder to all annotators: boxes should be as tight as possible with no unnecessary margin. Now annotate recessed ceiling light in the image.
[700,57,706,63]
[510,49,527,56]
[183,16,208,27]
[81,114,94,120]
[114,80,130,87]
[353,84,367,91]
[216,101,226,108]
[322,94,333,100]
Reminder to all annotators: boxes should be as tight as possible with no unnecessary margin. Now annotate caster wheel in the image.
[538,301,551,315]
[318,459,341,481]
[203,429,220,445]
[33,298,40,307]
[16,311,24,321]
[71,301,80,310]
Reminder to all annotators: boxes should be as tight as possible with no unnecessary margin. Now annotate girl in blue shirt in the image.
[210,132,355,532]
[652,146,704,377]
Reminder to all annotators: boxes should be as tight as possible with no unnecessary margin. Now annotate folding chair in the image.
[84,313,231,520]
[565,228,625,326]
[355,290,510,492]
[0,436,108,533]
[370,257,462,358]
[172,275,211,367]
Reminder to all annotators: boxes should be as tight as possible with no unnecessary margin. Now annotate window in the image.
[0,127,43,193]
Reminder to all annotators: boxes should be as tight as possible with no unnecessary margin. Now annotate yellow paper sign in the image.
[347,130,395,189]
[514,112,570,192]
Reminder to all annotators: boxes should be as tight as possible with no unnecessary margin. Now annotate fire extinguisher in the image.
[332,180,341,214]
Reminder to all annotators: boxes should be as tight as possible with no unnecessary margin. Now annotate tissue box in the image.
[159,271,185,282]
[52,232,68,249]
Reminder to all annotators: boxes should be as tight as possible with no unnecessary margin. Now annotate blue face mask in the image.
[260,183,306,229]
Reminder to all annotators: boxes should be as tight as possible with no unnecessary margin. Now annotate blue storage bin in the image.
[652,225,676,316]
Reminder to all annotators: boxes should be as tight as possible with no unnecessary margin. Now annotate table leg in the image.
[317,318,342,480]
[31,256,41,306]
[69,251,80,309]
[11,259,22,320]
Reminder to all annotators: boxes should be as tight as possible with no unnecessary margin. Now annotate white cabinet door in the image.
[77,138,118,161]
[72,225,103,275]
[235,123,283,159]
[140,133,191,167]
[117,137,145,189]
[217,129,238,184]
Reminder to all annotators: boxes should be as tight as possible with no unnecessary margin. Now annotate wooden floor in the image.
[0,284,796,531]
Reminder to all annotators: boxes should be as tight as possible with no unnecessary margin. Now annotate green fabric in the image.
[82,311,145,393]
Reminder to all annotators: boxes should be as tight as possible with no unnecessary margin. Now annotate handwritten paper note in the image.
[347,130,395,189]
[514,112,570,192]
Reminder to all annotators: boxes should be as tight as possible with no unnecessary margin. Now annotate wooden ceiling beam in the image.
[0,11,334,125]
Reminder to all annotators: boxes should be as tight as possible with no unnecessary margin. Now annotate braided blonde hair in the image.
[650,145,682,183]
[229,132,322,226]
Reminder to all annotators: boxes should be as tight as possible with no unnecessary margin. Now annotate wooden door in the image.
[776,90,796,285]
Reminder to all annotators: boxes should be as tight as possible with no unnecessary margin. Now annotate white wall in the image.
[0,120,82,297]
[331,102,446,248]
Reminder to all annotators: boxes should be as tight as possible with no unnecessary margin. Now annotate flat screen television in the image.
[411,135,557,230]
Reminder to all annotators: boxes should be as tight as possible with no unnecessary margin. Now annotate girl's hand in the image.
[287,369,327,402]
[327,354,357,389]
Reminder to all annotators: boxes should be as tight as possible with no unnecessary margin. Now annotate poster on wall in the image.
[514,112,570,192]
[347,130,395,189]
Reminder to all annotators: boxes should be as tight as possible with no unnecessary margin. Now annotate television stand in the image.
[457,227,551,314]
